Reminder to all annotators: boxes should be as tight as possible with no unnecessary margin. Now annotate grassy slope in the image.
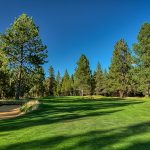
[0,96,150,150]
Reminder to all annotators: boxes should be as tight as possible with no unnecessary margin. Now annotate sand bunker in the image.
[0,105,21,119]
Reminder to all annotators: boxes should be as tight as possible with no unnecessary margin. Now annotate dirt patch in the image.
[0,105,22,119]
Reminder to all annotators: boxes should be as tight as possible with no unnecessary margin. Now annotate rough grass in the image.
[0,96,150,150]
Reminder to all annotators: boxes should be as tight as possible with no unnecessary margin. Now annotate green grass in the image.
[0,96,150,150]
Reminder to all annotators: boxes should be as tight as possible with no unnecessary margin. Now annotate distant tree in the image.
[95,62,104,95]
[101,69,109,96]
[133,23,150,97]
[61,70,72,95]
[43,78,49,96]
[0,14,47,99]
[108,39,131,97]
[91,71,96,95]
[28,67,45,97]
[74,54,91,96]
[56,71,61,96]
[0,49,9,98]
[70,74,75,95]
[37,67,45,97]
[48,65,56,96]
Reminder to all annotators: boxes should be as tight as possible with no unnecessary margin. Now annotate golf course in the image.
[0,96,150,150]
[0,1,150,150]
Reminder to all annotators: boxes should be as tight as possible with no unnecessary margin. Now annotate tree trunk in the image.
[15,67,22,100]
[145,86,150,97]
[119,90,124,98]
[81,89,84,96]
[15,46,23,100]
[145,81,150,97]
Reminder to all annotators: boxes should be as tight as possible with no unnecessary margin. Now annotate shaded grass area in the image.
[0,96,150,150]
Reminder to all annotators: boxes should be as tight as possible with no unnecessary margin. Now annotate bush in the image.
[20,100,39,113]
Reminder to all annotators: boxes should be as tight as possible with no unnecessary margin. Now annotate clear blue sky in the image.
[0,0,150,76]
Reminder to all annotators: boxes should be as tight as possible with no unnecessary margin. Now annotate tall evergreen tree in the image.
[108,39,131,97]
[0,14,47,99]
[29,67,45,97]
[70,74,75,96]
[74,54,91,96]
[133,23,150,97]
[37,67,45,97]
[91,71,96,95]
[19,69,32,97]
[61,70,72,95]
[56,71,61,96]
[102,69,109,96]
[95,62,104,95]
[48,65,55,96]
[0,49,9,98]
[43,78,49,96]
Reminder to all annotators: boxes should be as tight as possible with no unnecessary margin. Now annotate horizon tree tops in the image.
[0,13,149,98]
[74,54,92,96]
[108,39,132,97]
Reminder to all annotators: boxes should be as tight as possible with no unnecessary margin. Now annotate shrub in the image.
[20,100,39,113]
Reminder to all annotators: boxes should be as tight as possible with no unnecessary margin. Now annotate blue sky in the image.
[0,0,150,76]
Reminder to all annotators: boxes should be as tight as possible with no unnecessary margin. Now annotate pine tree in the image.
[0,49,10,98]
[43,78,49,96]
[0,14,47,99]
[56,71,61,96]
[74,54,91,96]
[99,69,110,96]
[0,50,6,95]
[127,67,140,96]
[95,62,104,95]
[28,67,45,97]
[91,71,96,95]
[61,70,72,95]
[48,65,55,96]
[70,74,75,96]
[108,39,131,97]
[133,23,150,97]
[20,69,32,97]
[37,67,45,97]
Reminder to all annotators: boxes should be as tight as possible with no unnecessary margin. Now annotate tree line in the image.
[0,14,149,99]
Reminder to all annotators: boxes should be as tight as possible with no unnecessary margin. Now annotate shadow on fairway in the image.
[0,97,143,133]
[2,121,150,150]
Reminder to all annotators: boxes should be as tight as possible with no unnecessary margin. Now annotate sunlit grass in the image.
[0,96,150,150]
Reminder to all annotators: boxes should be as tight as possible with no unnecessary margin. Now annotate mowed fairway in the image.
[0,96,150,150]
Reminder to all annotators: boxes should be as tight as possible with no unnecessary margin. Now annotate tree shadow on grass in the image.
[2,121,150,150]
[123,141,150,150]
[0,97,144,133]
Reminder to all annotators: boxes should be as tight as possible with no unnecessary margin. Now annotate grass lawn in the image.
[0,96,150,150]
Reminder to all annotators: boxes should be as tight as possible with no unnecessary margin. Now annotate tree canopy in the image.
[74,54,91,96]
[0,14,47,99]
[0,14,149,98]
[133,23,150,97]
